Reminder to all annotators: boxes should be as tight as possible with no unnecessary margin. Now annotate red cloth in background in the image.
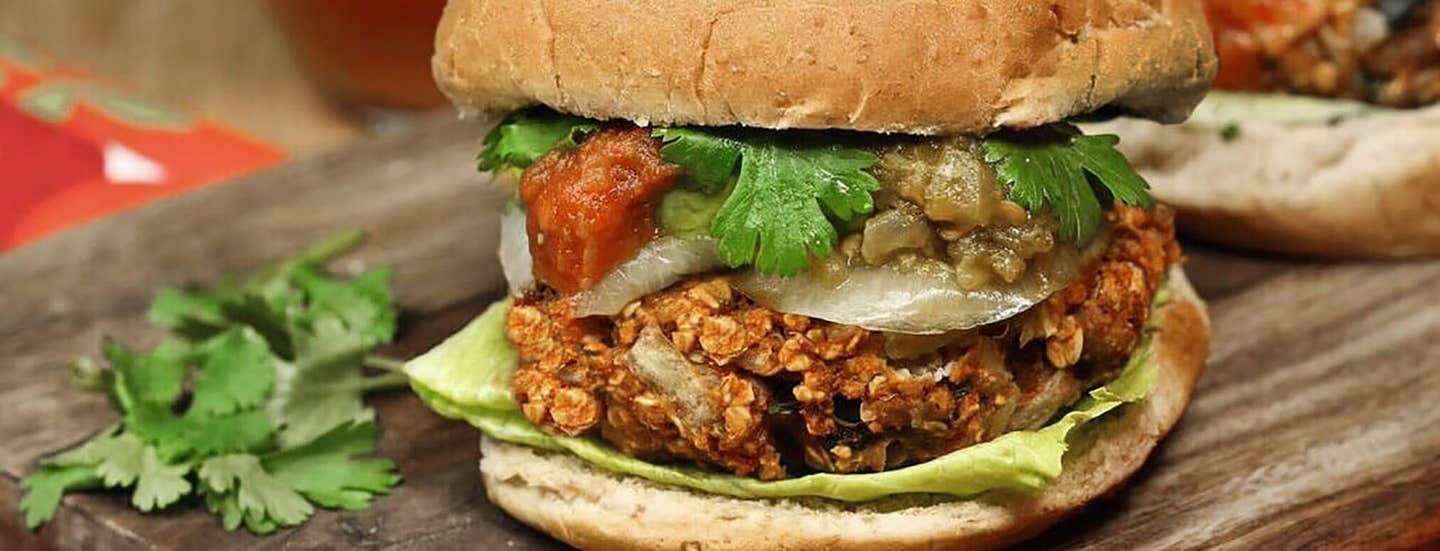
[0,34,284,252]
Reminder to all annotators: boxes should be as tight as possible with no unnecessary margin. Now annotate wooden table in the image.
[0,1,367,155]
[3,118,1438,550]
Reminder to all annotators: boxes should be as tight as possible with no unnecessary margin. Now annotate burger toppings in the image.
[1208,0,1440,106]
[443,106,1174,488]
[867,139,1058,291]
[484,110,1153,290]
[500,205,1091,332]
[505,206,1179,480]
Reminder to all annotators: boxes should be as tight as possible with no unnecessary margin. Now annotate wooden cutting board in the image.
[3,118,1438,550]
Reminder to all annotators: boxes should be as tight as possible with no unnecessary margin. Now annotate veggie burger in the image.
[1093,0,1440,257]
[407,1,1216,548]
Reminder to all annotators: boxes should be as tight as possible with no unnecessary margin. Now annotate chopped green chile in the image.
[872,137,1005,232]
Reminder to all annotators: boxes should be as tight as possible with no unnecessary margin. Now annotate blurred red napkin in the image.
[0,33,285,252]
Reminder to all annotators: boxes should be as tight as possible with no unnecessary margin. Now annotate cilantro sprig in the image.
[477,108,599,172]
[983,123,1152,245]
[20,232,406,534]
[653,128,880,276]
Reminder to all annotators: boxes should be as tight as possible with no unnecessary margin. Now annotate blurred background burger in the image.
[1092,0,1440,257]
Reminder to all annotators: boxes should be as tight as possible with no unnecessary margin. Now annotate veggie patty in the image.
[506,206,1179,480]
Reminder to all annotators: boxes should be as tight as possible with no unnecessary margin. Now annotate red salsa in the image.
[519,127,679,294]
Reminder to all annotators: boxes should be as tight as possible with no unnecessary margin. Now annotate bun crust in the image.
[478,266,1209,551]
[1092,105,1440,258]
[433,0,1217,135]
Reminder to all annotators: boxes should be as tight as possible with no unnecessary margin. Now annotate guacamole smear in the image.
[658,188,727,237]
[405,282,1170,502]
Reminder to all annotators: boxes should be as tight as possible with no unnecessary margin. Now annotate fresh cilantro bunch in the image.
[983,123,1152,245]
[20,231,406,534]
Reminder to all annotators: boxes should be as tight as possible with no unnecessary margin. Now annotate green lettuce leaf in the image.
[406,282,1170,501]
[404,299,518,412]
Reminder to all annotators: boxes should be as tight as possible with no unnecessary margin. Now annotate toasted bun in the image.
[478,266,1209,551]
[1092,104,1440,258]
[433,0,1217,135]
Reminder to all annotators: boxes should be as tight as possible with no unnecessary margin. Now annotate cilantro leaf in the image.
[42,425,122,469]
[983,124,1152,245]
[147,231,369,361]
[188,329,276,417]
[478,108,599,171]
[196,438,393,535]
[653,129,879,276]
[148,287,225,340]
[126,403,275,460]
[289,263,396,346]
[113,329,278,460]
[19,464,101,529]
[104,338,190,409]
[198,455,314,528]
[201,486,246,532]
[652,128,741,194]
[264,422,400,510]
[131,445,192,511]
[26,428,189,517]
[81,432,145,488]
[150,285,296,358]
[218,290,298,360]
[267,314,376,448]
[201,485,280,534]
[1069,133,1153,207]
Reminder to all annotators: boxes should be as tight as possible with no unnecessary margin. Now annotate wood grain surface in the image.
[3,118,1438,550]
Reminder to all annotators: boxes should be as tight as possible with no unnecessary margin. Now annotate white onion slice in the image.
[568,236,725,317]
[497,205,725,314]
[730,245,1093,334]
[498,206,535,297]
[627,326,720,428]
